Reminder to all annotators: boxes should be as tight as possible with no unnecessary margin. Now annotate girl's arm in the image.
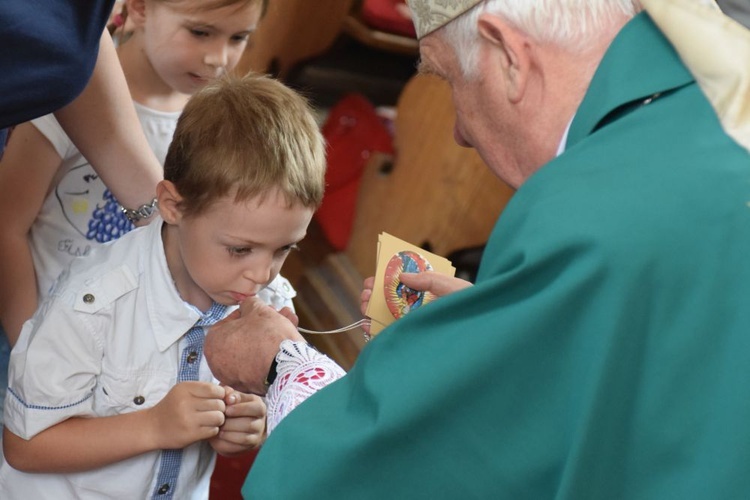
[3,381,226,473]
[0,122,62,345]
[53,31,163,220]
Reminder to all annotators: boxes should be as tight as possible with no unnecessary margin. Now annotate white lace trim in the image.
[266,340,345,434]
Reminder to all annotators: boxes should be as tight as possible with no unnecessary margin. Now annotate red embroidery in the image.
[293,367,327,385]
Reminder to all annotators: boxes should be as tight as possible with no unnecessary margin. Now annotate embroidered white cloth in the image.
[265,340,345,434]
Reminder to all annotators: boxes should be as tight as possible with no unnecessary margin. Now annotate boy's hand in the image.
[209,386,267,456]
[147,381,226,449]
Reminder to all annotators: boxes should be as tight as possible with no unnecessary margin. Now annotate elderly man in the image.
[205,0,750,497]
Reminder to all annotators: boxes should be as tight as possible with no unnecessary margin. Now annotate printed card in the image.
[365,232,455,336]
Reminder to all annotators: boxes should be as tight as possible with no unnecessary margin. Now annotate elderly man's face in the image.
[418,31,530,188]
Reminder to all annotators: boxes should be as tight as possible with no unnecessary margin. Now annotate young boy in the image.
[0,0,265,425]
[0,73,326,499]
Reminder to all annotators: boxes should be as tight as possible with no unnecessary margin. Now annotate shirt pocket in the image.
[93,368,175,417]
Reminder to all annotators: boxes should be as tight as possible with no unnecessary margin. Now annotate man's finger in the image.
[399,271,472,297]
[279,306,299,326]
[239,295,271,315]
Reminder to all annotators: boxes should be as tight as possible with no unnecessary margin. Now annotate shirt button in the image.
[133,395,145,405]
[83,293,95,304]
[187,351,198,363]
[157,483,170,495]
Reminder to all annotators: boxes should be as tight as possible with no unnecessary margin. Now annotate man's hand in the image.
[204,297,305,395]
[209,387,267,456]
[360,272,473,333]
[399,271,473,297]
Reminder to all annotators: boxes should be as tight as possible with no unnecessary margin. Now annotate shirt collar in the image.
[142,217,231,351]
[556,118,573,156]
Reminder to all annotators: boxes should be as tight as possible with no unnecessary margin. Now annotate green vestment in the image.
[245,13,750,499]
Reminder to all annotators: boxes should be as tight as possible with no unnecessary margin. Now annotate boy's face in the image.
[140,0,261,94]
[161,185,314,311]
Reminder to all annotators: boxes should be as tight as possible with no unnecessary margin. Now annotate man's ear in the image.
[156,180,183,224]
[477,13,532,103]
[125,0,147,28]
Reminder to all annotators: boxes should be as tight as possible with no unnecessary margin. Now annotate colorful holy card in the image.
[365,232,455,336]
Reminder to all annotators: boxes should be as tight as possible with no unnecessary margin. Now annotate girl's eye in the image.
[228,247,251,257]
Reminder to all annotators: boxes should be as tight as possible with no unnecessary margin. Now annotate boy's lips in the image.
[230,292,255,303]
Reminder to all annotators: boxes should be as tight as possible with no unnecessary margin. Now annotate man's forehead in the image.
[406,0,483,39]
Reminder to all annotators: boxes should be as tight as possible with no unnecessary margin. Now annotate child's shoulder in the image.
[49,222,157,303]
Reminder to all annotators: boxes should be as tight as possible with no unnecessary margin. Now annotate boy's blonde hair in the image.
[164,73,326,217]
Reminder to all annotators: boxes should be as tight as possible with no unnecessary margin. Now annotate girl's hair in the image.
[164,73,326,217]
[107,0,268,36]
[442,0,643,76]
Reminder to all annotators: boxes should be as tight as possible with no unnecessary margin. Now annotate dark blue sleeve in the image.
[0,0,115,130]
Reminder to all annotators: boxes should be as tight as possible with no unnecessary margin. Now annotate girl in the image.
[0,0,262,350]
[0,0,264,422]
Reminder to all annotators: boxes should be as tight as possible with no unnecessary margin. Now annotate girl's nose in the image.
[204,42,229,69]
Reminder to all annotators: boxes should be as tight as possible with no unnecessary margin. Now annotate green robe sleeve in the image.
[245,14,750,499]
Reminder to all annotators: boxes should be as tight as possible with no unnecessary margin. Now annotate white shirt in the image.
[557,117,573,157]
[1,218,295,499]
[29,103,180,299]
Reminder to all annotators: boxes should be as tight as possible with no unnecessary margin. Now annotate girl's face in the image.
[140,0,261,94]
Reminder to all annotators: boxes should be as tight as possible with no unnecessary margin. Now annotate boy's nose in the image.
[243,260,272,286]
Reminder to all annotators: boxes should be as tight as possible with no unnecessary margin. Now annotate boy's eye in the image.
[273,243,300,257]
[231,34,250,43]
[190,28,210,37]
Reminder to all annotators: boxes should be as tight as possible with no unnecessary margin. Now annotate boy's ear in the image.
[125,0,148,27]
[156,180,184,224]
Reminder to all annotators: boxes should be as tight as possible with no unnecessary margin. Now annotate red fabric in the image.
[316,94,394,251]
[360,0,417,39]
[315,180,363,251]
[209,450,258,499]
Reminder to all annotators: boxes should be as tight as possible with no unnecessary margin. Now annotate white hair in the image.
[442,0,643,76]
